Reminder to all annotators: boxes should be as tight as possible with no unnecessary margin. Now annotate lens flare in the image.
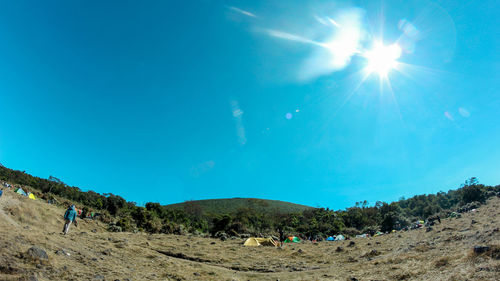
[364,42,402,77]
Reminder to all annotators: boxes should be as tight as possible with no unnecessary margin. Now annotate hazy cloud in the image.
[228,6,257,18]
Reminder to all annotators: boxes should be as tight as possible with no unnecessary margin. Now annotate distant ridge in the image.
[164,198,315,215]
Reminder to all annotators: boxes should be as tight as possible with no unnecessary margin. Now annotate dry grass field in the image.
[0,189,499,281]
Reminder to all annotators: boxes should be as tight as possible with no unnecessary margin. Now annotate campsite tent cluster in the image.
[242,204,486,247]
[2,181,99,220]
[326,234,345,241]
[14,187,37,200]
[243,236,301,247]
[2,181,37,200]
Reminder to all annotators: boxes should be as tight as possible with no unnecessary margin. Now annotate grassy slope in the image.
[163,198,315,215]
[1,187,499,281]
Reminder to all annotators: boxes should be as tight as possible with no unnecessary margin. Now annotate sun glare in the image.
[364,42,402,77]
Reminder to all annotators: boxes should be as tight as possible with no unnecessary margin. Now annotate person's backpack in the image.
[64,209,71,220]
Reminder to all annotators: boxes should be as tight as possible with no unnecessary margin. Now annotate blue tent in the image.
[326,236,335,241]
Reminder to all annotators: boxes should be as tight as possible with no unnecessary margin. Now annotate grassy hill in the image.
[163,198,314,215]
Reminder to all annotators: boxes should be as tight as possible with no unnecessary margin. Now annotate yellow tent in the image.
[243,237,278,247]
[28,193,36,200]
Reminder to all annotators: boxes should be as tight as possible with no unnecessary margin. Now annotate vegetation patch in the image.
[1,165,499,243]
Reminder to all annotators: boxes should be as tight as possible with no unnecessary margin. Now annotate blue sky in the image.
[0,0,498,209]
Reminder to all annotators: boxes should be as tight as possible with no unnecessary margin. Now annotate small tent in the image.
[243,237,278,247]
[284,236,301,243]
[28,193,36,200]
[15,188,27,196]
[326,236,335,241]
[335,235,345,241]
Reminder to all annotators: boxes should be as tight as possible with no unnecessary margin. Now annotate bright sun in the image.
[364,42,402,77]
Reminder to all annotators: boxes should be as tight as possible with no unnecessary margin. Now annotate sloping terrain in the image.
[163,197,314,215]
[0,188,499,281]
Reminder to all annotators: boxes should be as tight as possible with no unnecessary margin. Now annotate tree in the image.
[104,194,126,215]
[48,175,64,184]
[146,202,165,218]
[460,178,485,204]
[380,211,398,232]
[211,214,232,234]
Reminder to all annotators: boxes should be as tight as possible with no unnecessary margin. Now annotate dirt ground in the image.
[0,188,499,281]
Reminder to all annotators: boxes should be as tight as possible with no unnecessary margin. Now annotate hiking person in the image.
[0,188,3,198]
[278,227,285,247]
[62,205,78,235]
